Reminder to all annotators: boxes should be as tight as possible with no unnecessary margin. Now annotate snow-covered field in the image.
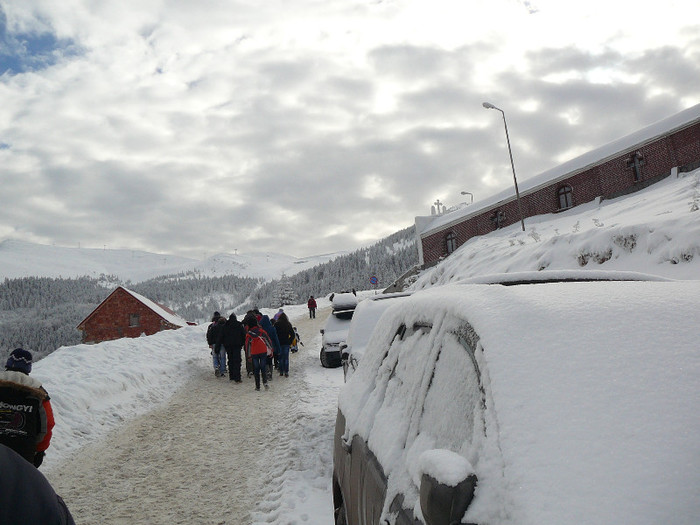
[13,170,700,523]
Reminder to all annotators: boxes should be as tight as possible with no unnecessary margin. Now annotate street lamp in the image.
[483,101,525,231]
[460,191,474,204]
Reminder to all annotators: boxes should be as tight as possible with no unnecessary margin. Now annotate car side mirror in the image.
[419,450,477,525]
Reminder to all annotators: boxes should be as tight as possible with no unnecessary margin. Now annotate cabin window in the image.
[446,232,458,254]
[558,185,573,210]
[129,314,140,327]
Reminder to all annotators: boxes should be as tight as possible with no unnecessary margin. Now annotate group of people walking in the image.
[206,308,302,391]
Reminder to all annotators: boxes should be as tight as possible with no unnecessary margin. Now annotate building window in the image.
[490,210,506,229]
[445,232,457,254]
[626,151,645,182]
[558,185,573,210]
[129,314,140,327]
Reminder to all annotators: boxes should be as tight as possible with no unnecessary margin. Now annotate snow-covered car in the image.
[320,293,358,368]
[333,276,700,525]
[340,292,412,382]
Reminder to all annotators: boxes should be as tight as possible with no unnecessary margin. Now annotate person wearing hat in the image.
[0,348,55,467]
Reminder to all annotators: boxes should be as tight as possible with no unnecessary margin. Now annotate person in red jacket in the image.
[244,317,274,391]
[0,348,55,468]
[307,295,317,319]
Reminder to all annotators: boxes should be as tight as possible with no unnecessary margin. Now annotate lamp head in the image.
[482,102,497,109]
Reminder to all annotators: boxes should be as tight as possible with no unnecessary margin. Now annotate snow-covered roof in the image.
[77,286,188,328]
[121,287,189,327]
[417,103,700,237]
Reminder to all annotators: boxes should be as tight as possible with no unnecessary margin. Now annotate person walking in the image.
[0,348,55,468]
[206,312,220,376]
[222,313,246,382]
[255,310,281,380]
[244,317,273,391]
[210,315,227,377]
[307,296,317,319]
[274,313,295,377]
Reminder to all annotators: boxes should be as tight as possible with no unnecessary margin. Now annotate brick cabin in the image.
[77,286,188,344]
[416,104,700,267]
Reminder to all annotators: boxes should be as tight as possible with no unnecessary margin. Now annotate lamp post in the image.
[483,102,525,231]
[460,191,473,204]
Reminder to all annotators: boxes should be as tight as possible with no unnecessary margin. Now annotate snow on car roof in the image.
[331,292,358,310]
[340,279,700,524]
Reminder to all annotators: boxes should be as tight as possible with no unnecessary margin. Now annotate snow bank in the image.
[34,325,207,470]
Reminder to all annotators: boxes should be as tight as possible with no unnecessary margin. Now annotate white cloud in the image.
[0,0,698,258]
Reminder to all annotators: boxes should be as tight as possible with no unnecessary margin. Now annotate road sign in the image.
[369,276,378,285]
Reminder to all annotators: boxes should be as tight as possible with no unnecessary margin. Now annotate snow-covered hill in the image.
[0,239,346,282]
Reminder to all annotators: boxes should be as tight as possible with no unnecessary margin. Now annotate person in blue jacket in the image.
[0,443,76,524]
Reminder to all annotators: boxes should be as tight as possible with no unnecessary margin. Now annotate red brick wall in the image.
[80,288,174,343]
[672,122,700,167]
[421,121,700,264]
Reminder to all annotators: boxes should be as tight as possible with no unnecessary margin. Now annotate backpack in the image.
[248,330,273,357]
[0,380,48,464]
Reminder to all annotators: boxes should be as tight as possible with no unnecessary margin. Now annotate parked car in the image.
[333,275,700,525]
[320,292,358,368]
[340,292,412,382]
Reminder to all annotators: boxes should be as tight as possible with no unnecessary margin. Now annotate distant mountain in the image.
[0,230,414,359]
[0,239,346,283]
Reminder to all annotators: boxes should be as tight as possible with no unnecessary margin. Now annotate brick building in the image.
[77,286,188,344]
[415,104,700,267]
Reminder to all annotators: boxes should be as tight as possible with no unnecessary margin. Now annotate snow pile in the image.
[34,325,206,468]
[413,170,700,288]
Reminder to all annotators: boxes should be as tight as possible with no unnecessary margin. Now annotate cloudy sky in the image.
[1,0,699,259]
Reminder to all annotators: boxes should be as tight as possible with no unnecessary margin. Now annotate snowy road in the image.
[46,307,342,525]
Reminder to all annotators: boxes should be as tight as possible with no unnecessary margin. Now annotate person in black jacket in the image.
[222,313,246,382]
[0,443,76,524]
[274,313,295,377]
[208,315,227,377]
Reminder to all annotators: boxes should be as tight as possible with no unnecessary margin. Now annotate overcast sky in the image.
[1,0,699,259]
